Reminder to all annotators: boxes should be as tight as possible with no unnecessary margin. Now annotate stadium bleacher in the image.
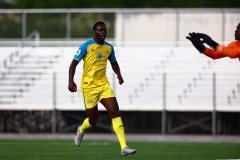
[0,46,239,112]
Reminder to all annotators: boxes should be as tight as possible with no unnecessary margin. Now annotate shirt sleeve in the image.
[73,43,88,61]
[217,41,240,59]
[108,45,116,62]
[203,48,226,59]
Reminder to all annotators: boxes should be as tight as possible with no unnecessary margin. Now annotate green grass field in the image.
[0,139,240,160]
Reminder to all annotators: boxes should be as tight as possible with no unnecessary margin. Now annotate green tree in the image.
[11,0,240,8]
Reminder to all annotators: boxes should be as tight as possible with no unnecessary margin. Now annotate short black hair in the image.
[93,21,106,31]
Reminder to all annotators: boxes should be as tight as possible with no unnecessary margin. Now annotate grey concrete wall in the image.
[115,9,240,46]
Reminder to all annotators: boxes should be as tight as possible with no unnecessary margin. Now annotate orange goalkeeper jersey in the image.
[203,40,240,61]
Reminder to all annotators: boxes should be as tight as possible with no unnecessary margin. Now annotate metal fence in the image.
[0,8,240,134]
[0,8,240,46]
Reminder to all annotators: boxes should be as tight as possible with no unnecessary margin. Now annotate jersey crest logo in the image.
[98,52,102,60]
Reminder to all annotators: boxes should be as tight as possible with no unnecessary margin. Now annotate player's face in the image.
[234,23,240,40]
[94,24,107,43]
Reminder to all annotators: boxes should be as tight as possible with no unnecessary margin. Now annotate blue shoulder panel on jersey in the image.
[73,39,94,61]
[104,41,116,62]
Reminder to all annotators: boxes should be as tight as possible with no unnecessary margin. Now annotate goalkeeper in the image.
[186,23,240,61]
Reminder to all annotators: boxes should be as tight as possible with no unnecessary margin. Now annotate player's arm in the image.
[108,45,124,84]
[187,32,225,59]
[203,48,226,59]
[68,59,79,92]
[216,42,240,58]
[68,44,87,92]
[110,61,124,85]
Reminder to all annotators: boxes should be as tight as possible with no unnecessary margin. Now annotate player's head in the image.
[93,21,107,43]
[93,21,106,31]
[235,23,240,40]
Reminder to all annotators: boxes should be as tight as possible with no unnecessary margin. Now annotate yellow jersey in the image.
[73,39,116,88]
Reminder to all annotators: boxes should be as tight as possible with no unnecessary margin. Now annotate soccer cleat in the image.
[74,126,84,146]
[121,146,137,156]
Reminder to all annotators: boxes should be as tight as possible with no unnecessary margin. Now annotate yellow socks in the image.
[79,118,92,134]
[79,117,127,149]
[112,116,127,149]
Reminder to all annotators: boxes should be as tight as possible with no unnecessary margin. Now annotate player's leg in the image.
[80,106,98,133]
[80,87,100,132]
[101,97,136,155]
[100,97,127,147]
[75,106,99,146]
[99,84,126,148]
[100,96,136,155]
[75,87,99,146]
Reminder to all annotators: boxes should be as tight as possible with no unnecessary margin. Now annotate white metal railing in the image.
[0,8,239,46]
[0,30,40,74]
[21,30,40,47]
[0,46,239,112]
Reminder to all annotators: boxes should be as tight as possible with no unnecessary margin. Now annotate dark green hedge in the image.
[0,13,115,38]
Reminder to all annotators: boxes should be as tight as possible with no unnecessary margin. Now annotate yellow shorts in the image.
[81,83,115,109]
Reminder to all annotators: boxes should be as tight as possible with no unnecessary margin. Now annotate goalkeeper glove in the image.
[186,32,205,53]
[195,33,219,50]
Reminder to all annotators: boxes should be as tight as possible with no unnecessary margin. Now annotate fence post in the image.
[52,72,57,133]
[66,12,71,40]
[162,73,166,134]
[112,72,116,94]
[221,9,226,43]
[212,73,216,135]
[175,9,180,47]
[22,12,27,47]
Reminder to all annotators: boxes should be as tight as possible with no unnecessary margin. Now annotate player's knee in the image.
[89,118,97,126]
[109,110,120,118]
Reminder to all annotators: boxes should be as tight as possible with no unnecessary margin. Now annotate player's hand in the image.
[195,33,219,50]
[117,75,124,85]
[68,81,77,92]
[186,32,205,53]
[195,33,212,44]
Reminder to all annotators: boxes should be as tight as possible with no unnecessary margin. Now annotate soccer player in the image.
[68,21,136,156]
[186,22,240,61]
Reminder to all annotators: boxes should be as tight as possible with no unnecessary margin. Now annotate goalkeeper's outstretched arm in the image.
[187,22,240,61]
